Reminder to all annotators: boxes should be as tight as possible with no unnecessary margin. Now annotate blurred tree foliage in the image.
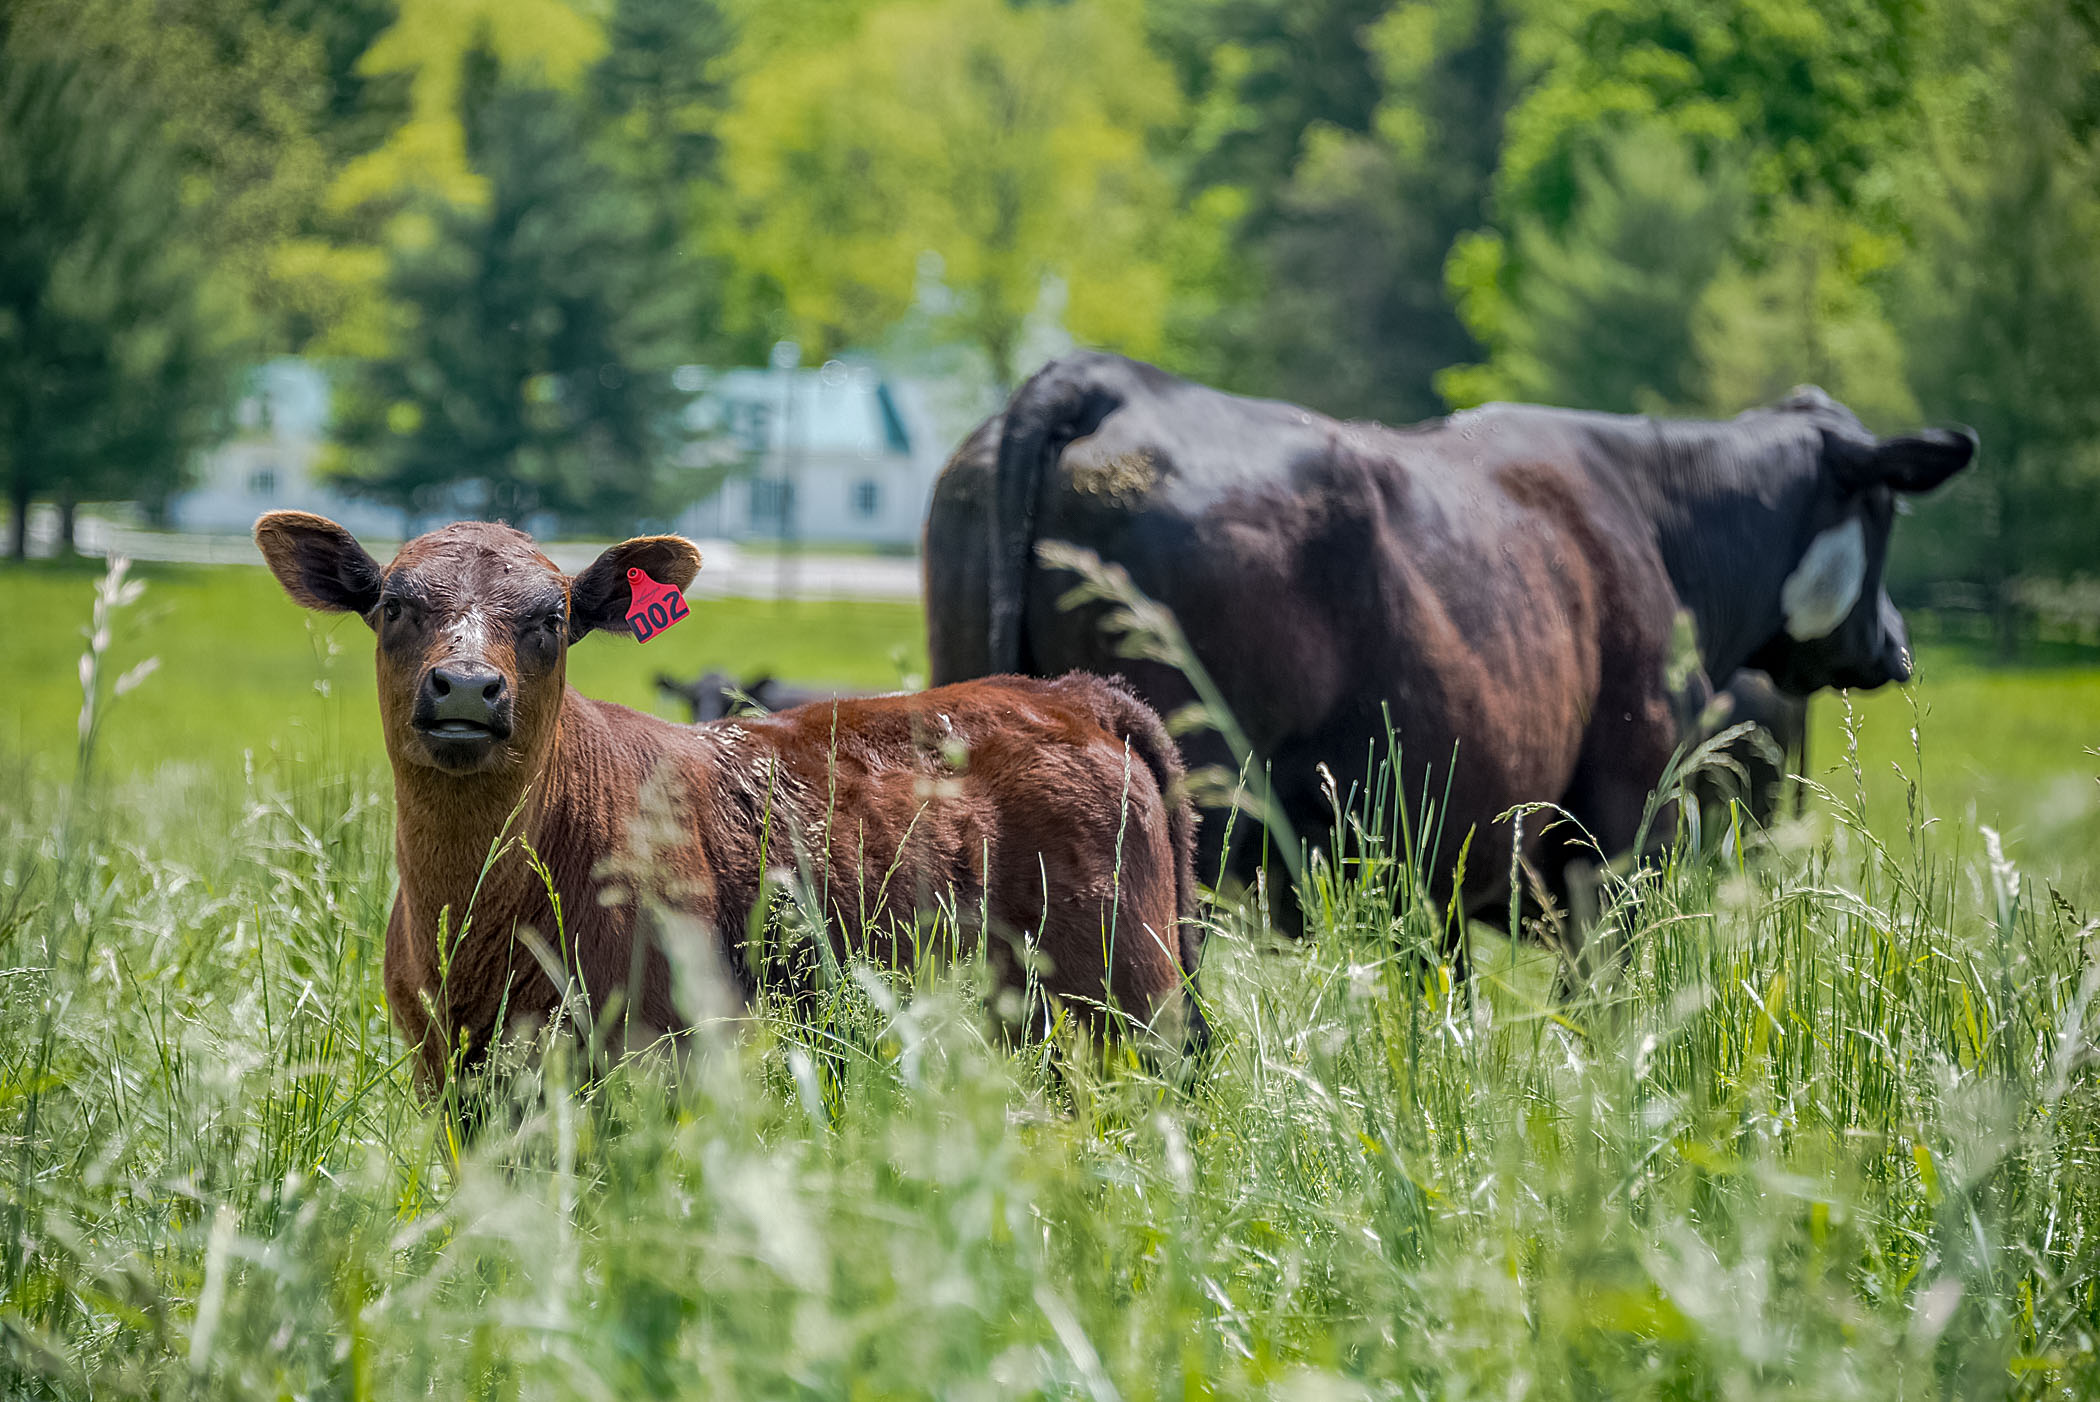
[23,0,334,352]
[1891,0,2100,645]
[0,14,244,556]
[327,51,695,531]
[1,0,2097,635]
[1439,120,1747,414]
[592,0,754,367]
[1437,0,1936,414]
[1152,0,1509,423]
[717,0,1181,388]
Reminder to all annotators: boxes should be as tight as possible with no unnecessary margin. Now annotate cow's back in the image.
[925,357,1686,913]
[1038,400,1654,796]
[734,676,1199,1034]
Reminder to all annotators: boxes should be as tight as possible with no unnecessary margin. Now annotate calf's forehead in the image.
[382,523,565,607]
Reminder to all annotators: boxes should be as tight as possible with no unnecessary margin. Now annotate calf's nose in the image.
[426,662,507,723]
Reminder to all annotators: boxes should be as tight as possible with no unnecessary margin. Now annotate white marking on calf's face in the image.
[446,604,489,660]
[1781,517,1868,640]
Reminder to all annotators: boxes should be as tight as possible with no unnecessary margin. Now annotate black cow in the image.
[923,352,1970,929]
[656,671,852,724]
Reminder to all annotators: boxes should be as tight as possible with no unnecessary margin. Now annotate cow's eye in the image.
[382,599,402,623]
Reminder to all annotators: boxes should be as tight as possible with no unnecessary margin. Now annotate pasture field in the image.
[0,559,928,781]
[0,558,2097,1398]
[2,560,2093,895]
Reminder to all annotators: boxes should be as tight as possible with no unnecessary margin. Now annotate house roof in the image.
[683,363,916,461]
[235,359,331,438]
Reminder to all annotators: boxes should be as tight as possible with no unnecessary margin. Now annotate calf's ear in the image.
[569,535,703,640]
[254,511,383,615]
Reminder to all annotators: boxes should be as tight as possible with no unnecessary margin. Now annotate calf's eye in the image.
[382,599,401,622]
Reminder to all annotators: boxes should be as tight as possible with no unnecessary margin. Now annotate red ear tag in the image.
[624,566,690,643]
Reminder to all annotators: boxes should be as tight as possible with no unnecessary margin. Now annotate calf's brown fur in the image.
[254,512,1202,1090]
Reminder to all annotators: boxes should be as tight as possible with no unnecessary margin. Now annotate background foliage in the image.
[3,0,2098,639]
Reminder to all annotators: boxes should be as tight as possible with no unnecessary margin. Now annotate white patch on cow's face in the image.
[447,604,489,657]
[1781,517,1868,640]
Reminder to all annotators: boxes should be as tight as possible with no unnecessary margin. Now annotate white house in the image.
[169,357,955,549]
[168,360,406,539]
[674,361,950,549]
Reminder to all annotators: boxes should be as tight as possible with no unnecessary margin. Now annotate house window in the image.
[737,402,772,454]
[248,467,278,497]
[749,477,794,525]
[851,478,881,519]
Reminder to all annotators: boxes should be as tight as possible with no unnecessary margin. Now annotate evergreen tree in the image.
[329,58,697,531]
[1225,0,1510,423]
[252,0,407,163]
[1893,0,2100,646]
[1149,0,1499,421]
[1440,0,1937,414]
[592,0,754,366]
[1147,0,1392,209]
[594,0,733,192]
[1442,121,1746,412]
[16,0,338,354]
[0,36,239,556]
[1691,194,1919,426]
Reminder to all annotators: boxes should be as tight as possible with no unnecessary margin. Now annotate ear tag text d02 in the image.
[625,568,690,643]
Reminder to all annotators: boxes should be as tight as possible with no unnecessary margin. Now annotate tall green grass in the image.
[1,562,2096,1399]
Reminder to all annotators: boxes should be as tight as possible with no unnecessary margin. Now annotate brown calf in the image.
[254,512,1202,1090]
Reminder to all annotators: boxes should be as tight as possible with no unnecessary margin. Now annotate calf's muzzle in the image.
[413,661,513,761]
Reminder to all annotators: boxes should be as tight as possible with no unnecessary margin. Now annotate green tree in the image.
[1146,0,1392,210]
[1442,121,1745,412]
[595,0,734,192]
[1149,0,1508,421]
[592,0,755,366]
[0,35,240,556]
[1440,0,1938,414]
[1487,0,1929,232]
[1200,0,1511,422]
[718,0,1181,388]
[1693,195,1918,425]
[14,0,338,353]
[1894,0,2100,646]
[253,0,407,163]
[285,0,606,359]
[329,59,697,530]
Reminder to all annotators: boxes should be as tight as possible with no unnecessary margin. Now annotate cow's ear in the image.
[569,535,703,640]
[254,511,383,616]
[1872,427,1976,493]
[1829,426,1975,494]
